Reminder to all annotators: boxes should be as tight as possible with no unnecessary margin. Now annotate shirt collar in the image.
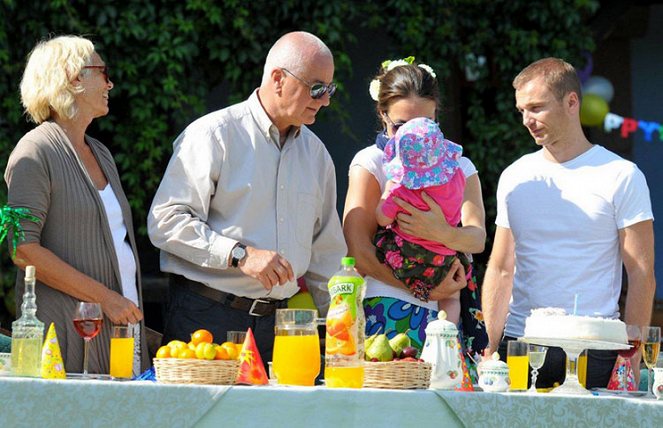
[248,90,302,146]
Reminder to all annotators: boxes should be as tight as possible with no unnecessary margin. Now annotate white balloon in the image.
[582,76,614,103]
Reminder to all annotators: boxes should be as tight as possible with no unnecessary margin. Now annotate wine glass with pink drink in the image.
[73,302,103,378]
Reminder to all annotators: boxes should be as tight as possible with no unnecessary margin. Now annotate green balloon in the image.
[580,93,609,127]
[287,291,319,314]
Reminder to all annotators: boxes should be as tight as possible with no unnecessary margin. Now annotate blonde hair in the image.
[20,35,95,123]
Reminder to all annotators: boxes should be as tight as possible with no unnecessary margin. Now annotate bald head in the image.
[262,31,333,85]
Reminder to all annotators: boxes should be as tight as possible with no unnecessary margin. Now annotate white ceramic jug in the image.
[420,310,462,390]
[653,368,663,400]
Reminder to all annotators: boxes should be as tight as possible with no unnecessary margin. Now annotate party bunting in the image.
[41,322,66,379]
[236,328,268,385]
[603,112,663,142]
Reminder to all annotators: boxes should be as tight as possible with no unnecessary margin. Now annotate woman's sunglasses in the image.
[382,112,405,133]
[83,65,110,83]
[281,68,337,100]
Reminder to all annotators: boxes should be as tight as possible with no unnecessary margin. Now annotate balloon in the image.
[580,94,609,127]
[577,51,593,84]
[287,291,318,314]
[583,76,614,103]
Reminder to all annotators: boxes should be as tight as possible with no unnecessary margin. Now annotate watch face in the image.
[233,246,246,260]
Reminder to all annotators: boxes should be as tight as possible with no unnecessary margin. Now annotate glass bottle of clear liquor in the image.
[11,266,44,377]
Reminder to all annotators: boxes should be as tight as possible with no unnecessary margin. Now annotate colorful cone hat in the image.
[236,328,268,385]
[41,322,66,379]
[607,355,636,391]
[454,341,474,391]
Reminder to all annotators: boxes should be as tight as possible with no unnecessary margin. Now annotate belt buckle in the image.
[249,298,271,316]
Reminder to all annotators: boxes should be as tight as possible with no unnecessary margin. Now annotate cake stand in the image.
[519,337,631,395]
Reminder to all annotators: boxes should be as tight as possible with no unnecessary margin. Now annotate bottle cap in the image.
[25,266,36,280]
[341,257,355,266]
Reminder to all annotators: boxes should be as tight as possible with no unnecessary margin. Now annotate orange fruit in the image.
[156,346,172,359]
[169,341,186,358]
[178,348,196,359]
[220,342,238,360]
[187,342,196,351]
[215,346,230,360]
[235,343,243,355]
[191,329,214,346]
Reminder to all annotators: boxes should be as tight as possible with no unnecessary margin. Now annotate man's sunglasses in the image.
[83,65,110,83]
[281,68,336,100]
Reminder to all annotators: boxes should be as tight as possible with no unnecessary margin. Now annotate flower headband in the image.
[369,56,437,101]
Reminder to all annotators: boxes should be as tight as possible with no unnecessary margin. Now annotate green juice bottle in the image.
[324,257,366,388]
[11,266,44,377]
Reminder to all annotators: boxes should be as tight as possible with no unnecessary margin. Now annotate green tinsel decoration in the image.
[0,206,40,258]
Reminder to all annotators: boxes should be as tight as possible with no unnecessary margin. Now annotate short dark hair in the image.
[375,64,440,119]
[513,57,582,102]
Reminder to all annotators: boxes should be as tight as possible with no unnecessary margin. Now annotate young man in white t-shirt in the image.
[482,58,656,389]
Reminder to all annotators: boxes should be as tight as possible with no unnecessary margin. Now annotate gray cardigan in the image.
[4,120,149,374]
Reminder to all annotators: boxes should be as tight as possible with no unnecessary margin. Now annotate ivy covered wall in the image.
[0,0,598,324]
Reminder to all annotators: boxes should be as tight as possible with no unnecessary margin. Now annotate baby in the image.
[374,117,470,324]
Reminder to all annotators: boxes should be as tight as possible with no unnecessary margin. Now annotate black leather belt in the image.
[171,274,283,317]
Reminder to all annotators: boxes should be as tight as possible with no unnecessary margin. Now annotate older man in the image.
[148,32,347,363]
[482,58,656,389]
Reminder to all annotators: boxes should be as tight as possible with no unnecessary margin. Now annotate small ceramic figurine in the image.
[478,352,511,392]
[653,368,663,400]
[421,310,462,390]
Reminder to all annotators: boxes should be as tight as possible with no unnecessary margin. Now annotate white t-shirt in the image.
[495,145,654,338]
[349,144,478,310]
[99,185,139,306]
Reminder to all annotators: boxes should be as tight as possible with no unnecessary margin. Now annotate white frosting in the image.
[524,307,627,344]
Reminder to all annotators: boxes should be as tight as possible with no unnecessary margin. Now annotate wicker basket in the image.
[154,358,240,385]
[363,361,432,389]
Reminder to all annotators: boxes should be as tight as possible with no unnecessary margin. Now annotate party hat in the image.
[236,328,268,385]
[454,341,474,391]
[607,355,636,391]
[41,322,66,379]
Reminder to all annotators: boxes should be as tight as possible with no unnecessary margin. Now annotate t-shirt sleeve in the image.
[494,169,511,229]
[459,156,478,178]
[349,146,387,192]
[614,163,654,228]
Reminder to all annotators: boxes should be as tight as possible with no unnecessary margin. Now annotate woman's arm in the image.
[344,166,408,289]
[393,173,486,254]
[13,243,143,325]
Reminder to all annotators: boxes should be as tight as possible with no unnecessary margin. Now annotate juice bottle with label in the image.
[324,257,366,388]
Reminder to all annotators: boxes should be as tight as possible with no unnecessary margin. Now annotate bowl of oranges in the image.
[153,329,242,385]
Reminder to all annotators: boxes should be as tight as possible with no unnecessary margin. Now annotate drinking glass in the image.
[616,325,641,393]
[507,340,529,391]
[527,344,547,393]
[110,325,134,379]
[227,330,247,354]
[642,326,661,396]
[272,309,320,386]
[73,302,103,378]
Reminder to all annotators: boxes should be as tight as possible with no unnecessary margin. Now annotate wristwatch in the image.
[230,243,247,268]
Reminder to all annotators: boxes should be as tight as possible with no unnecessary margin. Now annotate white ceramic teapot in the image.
[653,368,663,400]
[420,310,462,390]
[478,352,511,392]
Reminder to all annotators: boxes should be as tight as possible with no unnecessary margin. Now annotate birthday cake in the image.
[523,308,628,344]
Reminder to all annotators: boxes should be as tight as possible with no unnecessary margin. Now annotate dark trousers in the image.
[498,336,617,389]
[161,276,286,369]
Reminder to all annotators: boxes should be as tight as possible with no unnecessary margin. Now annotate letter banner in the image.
[603,112,662,142]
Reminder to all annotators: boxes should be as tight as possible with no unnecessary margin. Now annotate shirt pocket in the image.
[296,192,319,250]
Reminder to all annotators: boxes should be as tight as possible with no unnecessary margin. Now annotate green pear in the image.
[364,332,379,351]
[366,334,394,362]
[388,330,411,357]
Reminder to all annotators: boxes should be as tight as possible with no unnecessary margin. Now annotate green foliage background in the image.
[0,0,598,323]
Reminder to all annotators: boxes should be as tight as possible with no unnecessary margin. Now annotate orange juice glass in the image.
[110,325,134,378]
[272,309,321,386]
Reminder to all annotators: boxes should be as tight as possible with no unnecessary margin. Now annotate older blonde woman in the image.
[4,35,148,375]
